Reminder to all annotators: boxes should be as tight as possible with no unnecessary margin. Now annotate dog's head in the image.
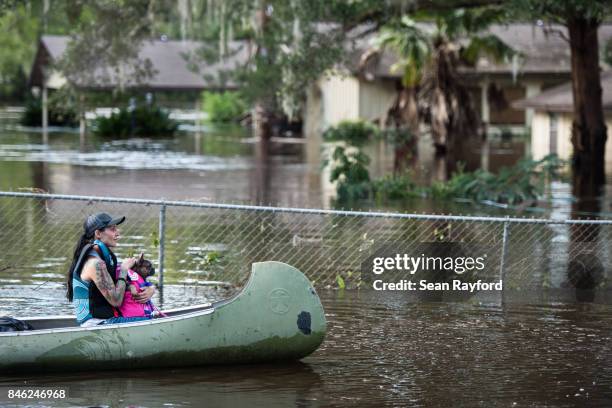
[131,254,155,279]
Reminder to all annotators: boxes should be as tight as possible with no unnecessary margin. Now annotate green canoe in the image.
[0,261,326,373]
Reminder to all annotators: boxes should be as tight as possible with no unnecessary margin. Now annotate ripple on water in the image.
[1,288,612,406]
[0,149,253,171]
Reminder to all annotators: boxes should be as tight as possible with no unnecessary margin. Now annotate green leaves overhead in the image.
[433,6,507,40]
[374,16,430,86]
[509,0,610,23]
[461,34,517,65]
[374,6,517,85]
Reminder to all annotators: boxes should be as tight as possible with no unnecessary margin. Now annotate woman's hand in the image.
[120,253,142,274]
[133,285,155,304]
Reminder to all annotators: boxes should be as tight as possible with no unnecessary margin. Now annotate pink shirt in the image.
[116,268,155,318]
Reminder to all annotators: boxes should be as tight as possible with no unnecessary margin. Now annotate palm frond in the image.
[462,34,518,65]
[374,16,431,86]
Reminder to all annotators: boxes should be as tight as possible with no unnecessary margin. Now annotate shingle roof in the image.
[32,35,249,91]
[513,70,612,113]
[465,24,612,75]
[351,23,612,79]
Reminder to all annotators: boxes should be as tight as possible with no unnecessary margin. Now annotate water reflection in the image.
[2,290,612,406]
[0,363,322,408]
[0,128,326,208]
[3,125,612,219]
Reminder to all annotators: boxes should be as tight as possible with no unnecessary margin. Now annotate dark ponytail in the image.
[66,232,93,302]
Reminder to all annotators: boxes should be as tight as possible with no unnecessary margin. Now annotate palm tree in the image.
[371,16,428,175]
[369,7,515,175]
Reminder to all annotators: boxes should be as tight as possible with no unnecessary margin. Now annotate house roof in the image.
[351,23,612,80]
[512,70,612,114]
[29,35,250,91]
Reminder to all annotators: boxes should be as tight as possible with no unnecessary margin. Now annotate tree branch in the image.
[543,24,570,43]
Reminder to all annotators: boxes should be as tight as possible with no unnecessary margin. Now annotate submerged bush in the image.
[332,152,562,206]
[429,155,563,204]
[323,120,378,147]
[323,120,379,202]
[322,117,563,206]
[20,97,78,127]
[93,106,178,137]
[202,91,246,122]
[329,145,372,202]
[372,174,421,200]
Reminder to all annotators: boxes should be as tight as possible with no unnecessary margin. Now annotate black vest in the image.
[73,244,121,319]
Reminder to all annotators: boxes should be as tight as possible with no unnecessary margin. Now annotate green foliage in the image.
[202,91,246,122]
[93,105,178,137]
[336,274,345,290]
[323,120,378,201]
[337,154,563,205]
[323,120,378,147]
[374,16,430,86]
[0,3,38,100]
[429,155,563,204]
[509,0,610,23]
[202,251,221,266]
[150,232,159,249]
[329,145,372,202]
[372,174,420,200]
[433,6,509,39]
[461,34,517,66]
[378,128,414,148]
[20,97,78,127]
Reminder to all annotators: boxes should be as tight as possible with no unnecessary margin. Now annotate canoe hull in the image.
[0,261,326,373]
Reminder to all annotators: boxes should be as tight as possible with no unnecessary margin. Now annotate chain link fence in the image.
[0,192,611,296]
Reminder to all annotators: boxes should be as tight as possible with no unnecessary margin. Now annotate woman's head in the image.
[84,213,125,247]
[66,212,126,301]
[93,224,120,247]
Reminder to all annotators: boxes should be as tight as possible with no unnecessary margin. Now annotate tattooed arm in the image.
[82,258,127,307]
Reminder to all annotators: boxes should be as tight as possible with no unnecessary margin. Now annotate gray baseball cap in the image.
[84,212,125,236]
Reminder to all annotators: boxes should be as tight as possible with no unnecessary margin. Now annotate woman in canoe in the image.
[66,212,155,326]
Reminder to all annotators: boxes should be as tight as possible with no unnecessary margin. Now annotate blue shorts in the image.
[100,316,152,324]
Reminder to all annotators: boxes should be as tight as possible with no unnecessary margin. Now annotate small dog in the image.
[117,254,165,318]
[130,255,156,280]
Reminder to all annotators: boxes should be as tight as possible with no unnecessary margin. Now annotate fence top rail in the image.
[1,191,611,225]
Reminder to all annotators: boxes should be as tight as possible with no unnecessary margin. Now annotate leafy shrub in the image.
[93,106,178,137]
[322,120,381,203]
[429,155,563,204]
[338,154,562,205]
[329,146,372,202]
[323,120,378,147]
[202,91,246,122]
[372,174,421,200]
[323,118,562,206]
[20,97,78,127]
[378,127,414,147]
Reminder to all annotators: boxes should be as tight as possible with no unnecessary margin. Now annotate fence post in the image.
[499,217,510,287]
[158,204,166,290]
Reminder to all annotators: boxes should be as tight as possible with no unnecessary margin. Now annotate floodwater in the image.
[1,289,612,407]
[2,123,610,218]
[2,124,612,406]
[0,123,556,215]
[0,126,323,208]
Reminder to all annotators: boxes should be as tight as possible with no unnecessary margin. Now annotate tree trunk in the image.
[252,102,273,140]
[568,16,608,198]
[385,86,419,175]
[566,15,606,302]
[252,2,274,142]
